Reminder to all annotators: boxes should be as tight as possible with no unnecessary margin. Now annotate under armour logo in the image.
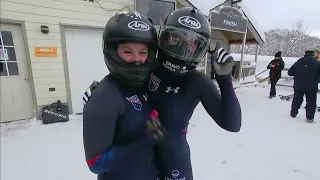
[165,86,180,93]
[142,93,148,101]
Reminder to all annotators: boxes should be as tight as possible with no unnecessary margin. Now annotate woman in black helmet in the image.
[82,11,165,180]
[83,7,242,180]
[147,7,241,180]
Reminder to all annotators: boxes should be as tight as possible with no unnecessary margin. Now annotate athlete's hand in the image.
[146,109,166,142]
[212,42,235,75]
[82,81,100,105]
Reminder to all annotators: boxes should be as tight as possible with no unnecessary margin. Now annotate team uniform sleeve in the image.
[318,62,320,76]
[83,82,147,174]
[196,72,241,132]
[287,62,296,76]
[275,60,285,71]
[267,60,272,69]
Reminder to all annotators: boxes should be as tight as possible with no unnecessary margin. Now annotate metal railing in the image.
[232,64,256,80]
[255,68,294,86]
[240,65,256,79]
[197,60,259,80]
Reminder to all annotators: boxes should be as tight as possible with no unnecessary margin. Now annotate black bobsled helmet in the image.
[158,7,211,76]
[102,11,157,87]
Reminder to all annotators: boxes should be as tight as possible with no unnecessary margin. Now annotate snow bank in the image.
[1,86,319,180]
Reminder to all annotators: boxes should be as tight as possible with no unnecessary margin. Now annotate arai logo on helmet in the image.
[128,21,150,31]
[177,16,201,29]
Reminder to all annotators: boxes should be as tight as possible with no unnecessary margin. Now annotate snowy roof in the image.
[187,0,266,43]
[237,2,266,42]
[187,0,229,14]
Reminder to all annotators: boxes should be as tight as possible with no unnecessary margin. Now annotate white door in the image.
[0,24,34,122]
[64,28,109,114]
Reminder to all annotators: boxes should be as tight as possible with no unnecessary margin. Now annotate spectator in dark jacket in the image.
[315,50,320,90]
[208,50,216,79]
[288,50,320,123]
[267,51,285,98]
[210,56,216,79]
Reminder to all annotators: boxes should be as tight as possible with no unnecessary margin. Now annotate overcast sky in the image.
[189,0,320,37]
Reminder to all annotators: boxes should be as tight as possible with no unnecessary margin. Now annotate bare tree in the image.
[230,20,320,57]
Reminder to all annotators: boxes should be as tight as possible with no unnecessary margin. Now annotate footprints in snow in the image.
[220,144,243,165]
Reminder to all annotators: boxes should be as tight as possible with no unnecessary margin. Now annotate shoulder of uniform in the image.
[89,75,125,110]
[189,70,207,79]
[95,76,119,96]
[186,70,210,86]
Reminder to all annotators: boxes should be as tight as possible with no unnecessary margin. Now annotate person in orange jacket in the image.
[267,51,285,98]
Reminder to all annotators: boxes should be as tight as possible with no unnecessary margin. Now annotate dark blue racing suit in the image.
[147,68,242,180]
[83,75,158,180]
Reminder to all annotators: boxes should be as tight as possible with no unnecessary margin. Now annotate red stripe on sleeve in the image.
[86,154,101,165]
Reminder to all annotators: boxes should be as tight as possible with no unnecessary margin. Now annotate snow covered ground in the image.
[1,85,319,180]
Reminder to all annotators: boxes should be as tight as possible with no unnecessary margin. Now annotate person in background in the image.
[315,50,320,88]
[315,50,320,92]
[314,50,320,61]
[288,50,320,123]
[82,11,165,180]
[267,51,285,98]
[208,50,216,79]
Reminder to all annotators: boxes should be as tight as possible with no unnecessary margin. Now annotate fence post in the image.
[254,44,260,74]
[238,32,247,80]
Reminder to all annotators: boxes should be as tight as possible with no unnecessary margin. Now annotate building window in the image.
[0,31,19,76]
[136,0,175,26]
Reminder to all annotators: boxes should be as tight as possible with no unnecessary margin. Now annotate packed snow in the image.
[1,84,319,180]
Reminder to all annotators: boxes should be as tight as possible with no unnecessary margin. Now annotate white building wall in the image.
[0,0,134,107]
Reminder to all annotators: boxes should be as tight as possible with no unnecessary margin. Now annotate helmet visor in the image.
[158,25,210,61]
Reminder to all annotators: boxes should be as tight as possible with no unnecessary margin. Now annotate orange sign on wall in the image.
[34,47,58,57]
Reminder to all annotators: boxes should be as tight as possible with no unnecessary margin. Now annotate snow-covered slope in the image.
[1,86,319,180]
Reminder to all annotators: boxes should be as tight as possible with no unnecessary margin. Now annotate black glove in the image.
[82,81,100,105]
